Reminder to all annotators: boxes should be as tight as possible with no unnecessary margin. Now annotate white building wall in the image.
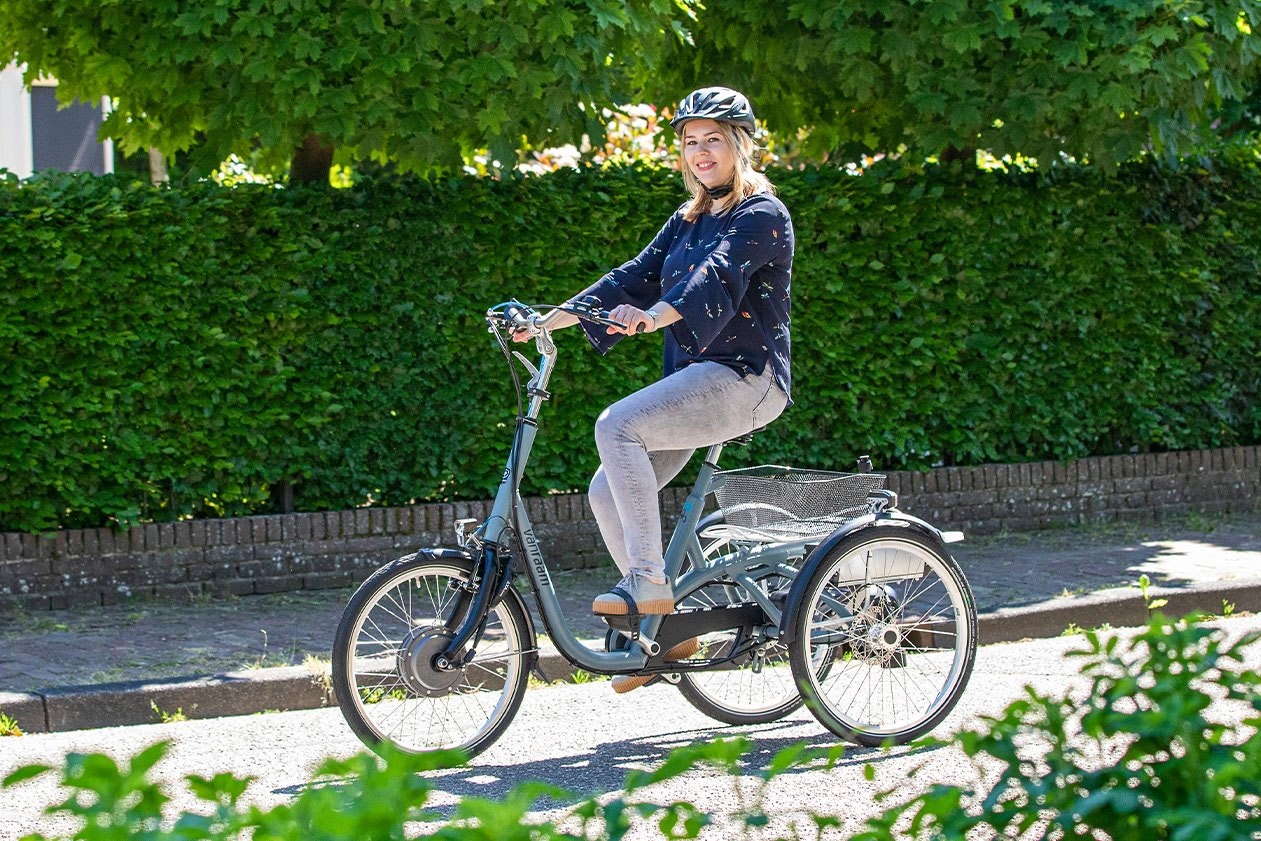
[0,62,34,178]
[1,62,113,177]
[99,97,114,175]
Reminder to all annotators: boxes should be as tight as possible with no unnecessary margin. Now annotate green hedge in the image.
[2,158,1259,533]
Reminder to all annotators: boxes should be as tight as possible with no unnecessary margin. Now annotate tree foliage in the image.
[0,0,696,179]
[657,0,1261,168]
[3,1,1258,178]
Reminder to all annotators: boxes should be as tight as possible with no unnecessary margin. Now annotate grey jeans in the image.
[588,361,788,578]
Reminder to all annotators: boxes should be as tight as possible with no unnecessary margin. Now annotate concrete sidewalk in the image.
[3,511,1260,734]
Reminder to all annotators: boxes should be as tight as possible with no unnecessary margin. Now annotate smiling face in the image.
[682,118,736,189]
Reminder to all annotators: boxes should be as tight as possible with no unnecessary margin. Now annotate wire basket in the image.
[710,465,887,541]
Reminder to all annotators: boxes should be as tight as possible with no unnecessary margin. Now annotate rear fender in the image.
[778,512,950,648]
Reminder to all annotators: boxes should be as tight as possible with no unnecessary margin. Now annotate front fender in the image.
[414,546,539,673]
[778,511,951,648]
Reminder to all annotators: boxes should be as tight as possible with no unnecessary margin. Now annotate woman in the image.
[518,86,794,628]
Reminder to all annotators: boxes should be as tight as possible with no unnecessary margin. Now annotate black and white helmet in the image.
[669,86,757,135]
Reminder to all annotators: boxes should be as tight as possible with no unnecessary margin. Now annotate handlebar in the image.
[487,296,643,336]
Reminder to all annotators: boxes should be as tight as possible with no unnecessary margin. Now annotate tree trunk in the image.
[271,478,295,514]
[290,134,334,184]
[939,145,976,165]
[148,148,169,185]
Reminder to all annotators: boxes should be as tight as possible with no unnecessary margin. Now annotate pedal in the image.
[600,614,660,656]
[601,614,642,636]
[630,635,661,656]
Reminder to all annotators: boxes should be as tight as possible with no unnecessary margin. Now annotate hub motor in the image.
[397,627,463,697]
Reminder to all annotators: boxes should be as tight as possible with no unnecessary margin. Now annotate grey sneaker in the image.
[592,569,674,616]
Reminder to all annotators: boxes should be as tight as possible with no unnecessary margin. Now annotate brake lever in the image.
[561,298,634,334]
[596,309,637,334]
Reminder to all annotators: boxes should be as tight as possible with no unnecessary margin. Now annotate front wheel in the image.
[331,553,531,758]
[788,526,977,746]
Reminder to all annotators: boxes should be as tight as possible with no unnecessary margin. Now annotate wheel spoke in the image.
[332,557,530,758]
[790,530,976,746]
[676,567,805,724]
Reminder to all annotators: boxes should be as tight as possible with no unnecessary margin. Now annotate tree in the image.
[654,0,1261,169]
[4,2,1257,182]
[0,0,698,182]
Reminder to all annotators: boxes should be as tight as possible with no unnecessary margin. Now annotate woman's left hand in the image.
[605,304,656,335]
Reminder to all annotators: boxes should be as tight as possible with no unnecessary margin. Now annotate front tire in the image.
[788,526,977,746]
[331,553,531,758]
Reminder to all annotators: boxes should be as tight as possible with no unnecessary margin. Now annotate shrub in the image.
[2,156,1259,532]
[3,610,1258,839]
[1,736,843,841]
[856,612,1261,840]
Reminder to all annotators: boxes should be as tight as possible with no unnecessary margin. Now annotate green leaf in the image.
[2,764,53,787]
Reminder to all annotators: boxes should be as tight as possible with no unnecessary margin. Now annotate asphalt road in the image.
[4,613,1260,841]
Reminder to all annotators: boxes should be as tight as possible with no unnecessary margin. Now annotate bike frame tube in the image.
[512,485,813,673]
[462,319,819,674]
[474,334,658,673]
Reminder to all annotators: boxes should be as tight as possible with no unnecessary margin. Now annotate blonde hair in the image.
[679,121,775,222]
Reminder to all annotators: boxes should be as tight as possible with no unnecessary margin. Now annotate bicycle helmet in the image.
[670,86,757,136]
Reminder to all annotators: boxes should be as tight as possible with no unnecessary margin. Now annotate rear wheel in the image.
[672,516,820,725]
[788,526,976,746]
[331,554,531,758]
[673,565,805,724]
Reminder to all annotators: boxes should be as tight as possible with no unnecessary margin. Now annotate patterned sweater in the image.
[577,191,794,402]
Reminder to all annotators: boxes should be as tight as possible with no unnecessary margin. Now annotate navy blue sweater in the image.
[577,191,794,402]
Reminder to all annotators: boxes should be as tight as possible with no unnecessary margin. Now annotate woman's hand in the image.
[605,305,654,335]
[509,322,537,343]
[605,303,680,335]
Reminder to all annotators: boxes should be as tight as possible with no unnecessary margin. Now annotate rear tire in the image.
[673,556,812,725]
[788,525,977,746]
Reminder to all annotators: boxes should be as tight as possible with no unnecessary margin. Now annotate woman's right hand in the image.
[509,320,537,343]
[605,304,656,335]
[605,302,679,335]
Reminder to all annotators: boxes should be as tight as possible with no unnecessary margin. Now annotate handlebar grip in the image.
[503,304,536,333]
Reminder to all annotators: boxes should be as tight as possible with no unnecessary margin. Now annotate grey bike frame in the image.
[474,326,814,674]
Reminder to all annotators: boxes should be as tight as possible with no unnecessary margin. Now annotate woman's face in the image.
[682,118,736,189]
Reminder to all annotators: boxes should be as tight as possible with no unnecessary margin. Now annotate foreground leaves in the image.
[855,612,1261,840]
[4,610,1260,840]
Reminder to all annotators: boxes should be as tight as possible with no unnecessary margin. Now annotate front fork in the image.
[434,539,515,669]
[435,399,544,670]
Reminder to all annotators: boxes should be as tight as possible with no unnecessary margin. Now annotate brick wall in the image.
[2,445,1258,612]
[885,445,1260,534]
